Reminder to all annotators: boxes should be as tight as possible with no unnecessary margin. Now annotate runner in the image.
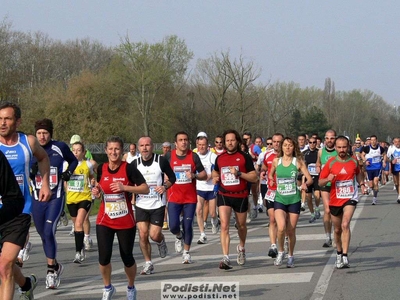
[361,135,386,205]
[31,118,78,289]
[164,131,207,264]
[213,129,257,269]
[386,137,400,202]
[268,137,313,268]
[0,102,51,298]
[122,143,139,163]
[66,141,96,264]
[132,136,176,275]
[91,136,149,300]
[161,141,172,230]
[319,136,365,268]
[316,129,337,248]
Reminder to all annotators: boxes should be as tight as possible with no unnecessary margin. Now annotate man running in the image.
[133,136,176,275]
[319,136,365,268]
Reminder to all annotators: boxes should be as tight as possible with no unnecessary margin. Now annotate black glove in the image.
[61,170,72,181]
[31,162,39,176]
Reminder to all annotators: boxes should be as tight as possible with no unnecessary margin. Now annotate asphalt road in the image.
[14,182,400,300]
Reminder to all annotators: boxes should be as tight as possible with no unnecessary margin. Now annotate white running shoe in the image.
[45,263,64,289]
[84,237,93,251]
[197,234,207,244]
[211,218,220,234]
[140,262,154,275]
[203,221,208,229]
[236,245,246,266]
[102,285,116,300]
[157,238,168,258]
[287,256,295,268]
[342,256,350,268]
[274,252,284,266]
[69,224,75,236]
[372,197,377,205]
[182,252,192,264]
[335,254,343,269]
[126,287,137,300]
[175,236,183,253]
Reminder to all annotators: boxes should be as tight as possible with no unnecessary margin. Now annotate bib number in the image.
[277,178,296,195]
[174,165,192,184]
[264,189,276,201]
[221,166,240,186]
[335,180,355,199]
[104,193,128,219]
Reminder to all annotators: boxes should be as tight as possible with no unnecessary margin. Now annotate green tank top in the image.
[275,157,300,205]
[321,147,337,187]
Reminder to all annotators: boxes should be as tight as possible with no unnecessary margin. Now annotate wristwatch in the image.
[237,171,242,177]
[163,183,169,190]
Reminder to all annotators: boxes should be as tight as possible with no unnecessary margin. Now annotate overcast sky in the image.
[3,0,400,105]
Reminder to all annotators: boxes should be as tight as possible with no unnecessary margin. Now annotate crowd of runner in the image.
[0,102,398,300]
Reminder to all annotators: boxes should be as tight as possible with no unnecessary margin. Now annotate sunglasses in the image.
[309,141,317,144]
[266,143,272,145]
[215,141,222,144]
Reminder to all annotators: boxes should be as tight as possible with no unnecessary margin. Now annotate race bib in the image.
[67,175,85,192]
[277,178,296,195]
[308,163,318,176]
[15,174,24,195]
[35,166,58,189]
[174,165,192,184]
[371,156,381,164]
[137,180,159,200]
[104,193,128,219]
[221,166,240,186]
[264,189,276,201]
[335,180,355,199]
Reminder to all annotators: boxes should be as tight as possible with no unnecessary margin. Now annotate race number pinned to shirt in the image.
[221,166,240,186]
[335,180,354,199]
[277,178,296,195]
[67,175,85,192]
[137,180,158,201]
[174,165,192,184]
[15,174,24,195]
[308,163,318,176]
[104,193,128,219]
[35,167,58,190]
[264,189,276,201]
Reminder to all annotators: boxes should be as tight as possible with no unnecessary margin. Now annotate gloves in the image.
[61,170,72,181]
[31,163,39,176]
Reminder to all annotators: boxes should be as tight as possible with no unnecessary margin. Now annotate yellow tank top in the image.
[66,160,92,204]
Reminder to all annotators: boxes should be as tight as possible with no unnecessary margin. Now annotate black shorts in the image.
[67,200,92,217]
[307,176,320,193]
[274,201,301,214]
[0,214,31,250]
[329,200,357,217]
[135,205,165,227]
[320,185,331,192]
[260,184,268,199]
[217,194,249,213]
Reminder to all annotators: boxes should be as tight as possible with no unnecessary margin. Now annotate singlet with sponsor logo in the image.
[320,156,360,206]
[320,147,337,187]
[263,150,278,191]
[135,154,165,209]
[275,157,300,205]
[196,150,217,192]
[66,159,93,204]
[363,145,384,171]
[303,149,319,176]
[167,150,197,204]
[96,162,136,229]
[0,132,33,214]
[214,151,254,198]
[390,147,400,172]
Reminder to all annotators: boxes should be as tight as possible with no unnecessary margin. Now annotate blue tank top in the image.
[392,148,400,172]
[0,133,33,214]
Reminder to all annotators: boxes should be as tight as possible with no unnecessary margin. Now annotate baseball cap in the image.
[162,142,171,147]
[197,131,208,138]
[366,137,371,140]
[355,137,361,142]
[70,134,82,144]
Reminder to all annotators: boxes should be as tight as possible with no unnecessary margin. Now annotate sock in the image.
[326,233,331,240]
[47,264,56,274]
[271,243,277,248]
[342,253,348,257]
[105,284,112,290]
[315,207,320,211]
[176,232,182,239]
[146,260,152,264]
[75,231,84,252]
[128,285,135,290]
[183,250,189,255]
[337,251,343,255]
[20,276,32,292]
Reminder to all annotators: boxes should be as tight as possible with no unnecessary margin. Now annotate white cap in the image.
[70,134,82,144]
[197,131,208,138]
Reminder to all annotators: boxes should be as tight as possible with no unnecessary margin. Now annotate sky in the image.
[3,0,400,106]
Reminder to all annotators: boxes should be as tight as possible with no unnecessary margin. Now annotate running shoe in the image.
[211,218,220,234]
[182,252,192,264]
[287,256,295,268]
[372,197,377,205]
[197,234,207,244]
[335,254,343,269]
[397,199,400,204]
[60,211,69,226]
[49,263,64,289]
[309,214,316,223]
[342,256,350,268]
[284,236,289,257]
[102,285,116,300]
[274,252,284,266]
[246,214,251,224]
[127,286,137,300]
[84,237,93,251]
[315,208,321,219]
[234,222,239,230]
[162,221,169,230]
[268,244,278,258]
[19,274,37,300]
[322,238,332,248]
[236,245,246,266]
[300,202,306,211]
[140,262,154,275]
[69,224,75,236]
[250,207,258,220]
[258,204,264,213]
[204,221,208,230]
[175,235,183,253]
[73,252,82,264]
[219,257,233,270]
[45,273,56,289]
[158,238,168,258]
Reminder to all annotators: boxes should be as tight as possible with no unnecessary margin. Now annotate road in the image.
[14,183,400,300]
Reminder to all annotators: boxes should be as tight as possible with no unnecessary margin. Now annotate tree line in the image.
[1,18,398,145]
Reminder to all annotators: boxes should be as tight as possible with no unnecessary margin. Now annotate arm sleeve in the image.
[193,153,205,173]
[96,163,103,182]
[159,156,176,185]
[244,152,256,172]
[126,163,147,186]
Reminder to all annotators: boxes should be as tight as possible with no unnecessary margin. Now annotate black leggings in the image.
[96,224,136,267]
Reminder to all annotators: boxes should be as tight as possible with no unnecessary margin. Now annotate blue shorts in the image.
[366,169,381,180]
[383,163,389,171]
[197,190,216,201]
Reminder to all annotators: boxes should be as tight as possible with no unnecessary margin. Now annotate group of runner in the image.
[0,101,397,300]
